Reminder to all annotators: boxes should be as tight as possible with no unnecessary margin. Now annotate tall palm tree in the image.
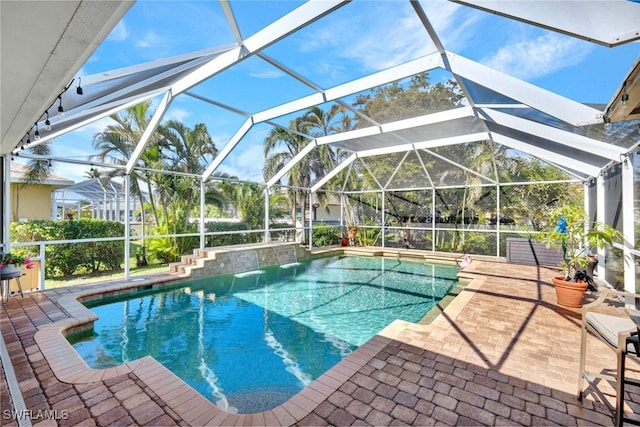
[263,119,313,237]
[264,105,349,242]
[92,100,160,226]
[156,120,218,230]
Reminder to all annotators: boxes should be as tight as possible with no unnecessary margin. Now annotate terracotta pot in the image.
[552,276,588,308]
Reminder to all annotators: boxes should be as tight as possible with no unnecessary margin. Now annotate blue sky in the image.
[47,0,639,184]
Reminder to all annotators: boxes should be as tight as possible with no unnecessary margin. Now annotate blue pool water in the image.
[68,256,458,413]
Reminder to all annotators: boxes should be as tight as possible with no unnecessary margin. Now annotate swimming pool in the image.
[68,255,459,413]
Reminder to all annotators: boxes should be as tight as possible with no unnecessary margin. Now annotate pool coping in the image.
[33,248,484,425]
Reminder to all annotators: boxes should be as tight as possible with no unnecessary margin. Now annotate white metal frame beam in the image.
[126,91,173,174]
[478,108,625,162]
[448,53,603,126]
[171,0,349,96]
[492,133,601,177]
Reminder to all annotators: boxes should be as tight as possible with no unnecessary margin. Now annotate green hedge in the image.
[11,219,125,278]
[312,224,341,247]
[204,221,296,246]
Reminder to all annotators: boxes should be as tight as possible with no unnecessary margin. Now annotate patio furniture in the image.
[578,288,640,425]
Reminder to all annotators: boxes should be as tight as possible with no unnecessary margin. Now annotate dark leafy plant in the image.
[537,205,621,281]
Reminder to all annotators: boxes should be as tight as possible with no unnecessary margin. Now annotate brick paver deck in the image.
[1,251,638,426]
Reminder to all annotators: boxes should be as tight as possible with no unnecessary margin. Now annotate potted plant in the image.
[0,251,34,278]
[537,205,621,307]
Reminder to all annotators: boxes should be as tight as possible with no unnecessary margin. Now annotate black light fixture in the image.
[44,111,51,130]
[621,92,629,107]
[34,123,40,140]
[76,77,83,95]
[603,116,611,128]
[57,96,64,117]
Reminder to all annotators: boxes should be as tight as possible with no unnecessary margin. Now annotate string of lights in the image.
[16,77,84,153]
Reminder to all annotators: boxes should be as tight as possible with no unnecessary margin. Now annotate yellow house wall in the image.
[6,260,41,295]
[10,183,52,222]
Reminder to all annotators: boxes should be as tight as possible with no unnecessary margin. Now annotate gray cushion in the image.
[586,312,638,353]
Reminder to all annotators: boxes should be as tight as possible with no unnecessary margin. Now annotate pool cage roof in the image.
[2,0,640,194]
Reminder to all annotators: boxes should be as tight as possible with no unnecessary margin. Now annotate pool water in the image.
[68,256,458,413]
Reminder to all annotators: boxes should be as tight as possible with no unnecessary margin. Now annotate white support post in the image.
[622,155,636,294]
[2,156,9,251]
[200,179,205,250]
[496,184,501,257]
[307,192,313,248]
[381,190,385,248]
[431,187,436,252]
[264,187,270,243]
[124,174,131,279]
[50,192,56,220]
[340,194,344,229]
[596,174,606,280]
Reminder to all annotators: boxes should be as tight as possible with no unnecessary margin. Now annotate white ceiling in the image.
[0,0,133,154]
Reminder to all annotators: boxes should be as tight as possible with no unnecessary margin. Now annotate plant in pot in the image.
[537,205,621,308]
[0,251,34,278]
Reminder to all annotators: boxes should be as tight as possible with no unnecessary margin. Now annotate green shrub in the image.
[204,221,257,246]
[147,223,200,263]
[11,219,125,278]
[312,224,341,247]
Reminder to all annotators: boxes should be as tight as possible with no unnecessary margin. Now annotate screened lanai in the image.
[52,178,147,223]
[1,0,639,291]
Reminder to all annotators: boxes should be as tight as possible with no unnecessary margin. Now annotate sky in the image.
[43,0,639,184]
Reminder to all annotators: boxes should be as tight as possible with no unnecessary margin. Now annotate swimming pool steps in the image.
[168,242,311,277]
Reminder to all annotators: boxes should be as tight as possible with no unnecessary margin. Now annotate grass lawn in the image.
[44,263,170,289]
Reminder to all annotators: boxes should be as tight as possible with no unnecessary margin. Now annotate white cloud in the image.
[481,33,592,80]
[249,69,284,79]
[297,0,478,74]
[107,21,129,42]
[165,108,190,122]
[216,143,265,183]
[136,30,162,49]
[71,116,117,137]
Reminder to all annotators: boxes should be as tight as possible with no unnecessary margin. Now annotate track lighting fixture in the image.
[57,96,64,118]
[34,123,40,140]
[76,77,83,95]
[45,111,51,131]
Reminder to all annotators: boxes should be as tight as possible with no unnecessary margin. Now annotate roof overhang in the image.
[606,55,640,122]
[0,0,133,154]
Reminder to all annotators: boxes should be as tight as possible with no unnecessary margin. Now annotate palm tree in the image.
[263,120,313,238]
[264,105,349,242]
[156,120,218,230]
[92,100,160,226]
[23,141,52,184]
[218,181,288,236]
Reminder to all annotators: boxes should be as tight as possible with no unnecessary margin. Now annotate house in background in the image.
[9,162,74,222]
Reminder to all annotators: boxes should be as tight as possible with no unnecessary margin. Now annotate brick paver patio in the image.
[1,250,638,426]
